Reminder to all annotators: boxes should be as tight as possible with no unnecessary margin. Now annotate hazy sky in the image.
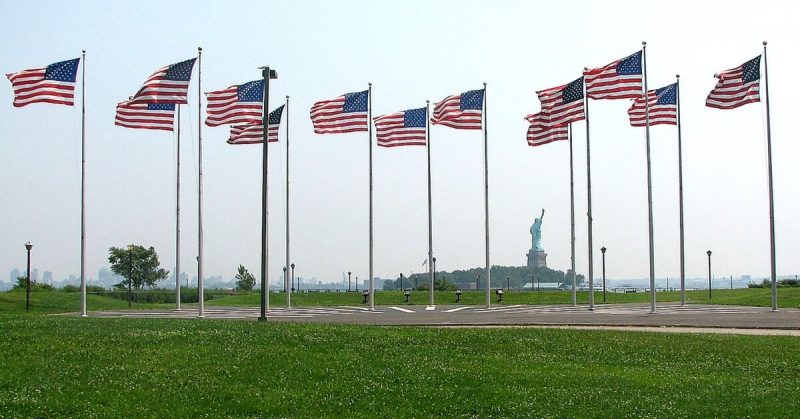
[1,0,797,285]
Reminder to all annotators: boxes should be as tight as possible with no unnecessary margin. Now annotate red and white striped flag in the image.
[131,58,196,104]
[6,58,80,107]
[115,100,176,131]
[525,113,568,147]
[374,107,427,147]
[584,51,643,100]
[706,55,761,110]
[310,90,368,134]
[536,77,585,127]
[430,89,484,130]
[227,105,284,145]
[628,83,678,127]
[205,80,263,127]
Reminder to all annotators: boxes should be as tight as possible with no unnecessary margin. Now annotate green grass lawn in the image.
[2,287,798,315]
[0,316,798,417]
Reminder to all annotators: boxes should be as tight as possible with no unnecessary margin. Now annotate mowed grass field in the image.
[1,315,799,417]
[2,287,800,314]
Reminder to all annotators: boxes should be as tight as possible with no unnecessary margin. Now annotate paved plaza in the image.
[86,303,800,333]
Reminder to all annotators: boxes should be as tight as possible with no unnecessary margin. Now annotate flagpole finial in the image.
[426,99,429,105]
[763,41,768,46]
[82,49,86,54]
[368,82,372,87]
[642,41,647,46]
[483,82,487,88]
[198,47,202,52]
[676,74,680,79]
[286,95,289,99]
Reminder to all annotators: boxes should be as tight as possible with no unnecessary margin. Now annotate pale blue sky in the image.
[1,0,797,284]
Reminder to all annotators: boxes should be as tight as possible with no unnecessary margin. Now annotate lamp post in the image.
[476,273,480,291]
[601,246,607,303]
[291,263,295,293]
[127,244,134,308]
[283,266,288,293]
[356,276,359,292]
[399,273,404,291]
[348,271,351,292]
[432,257,437,285]
[25,242,32,313]
[707,250,712,299]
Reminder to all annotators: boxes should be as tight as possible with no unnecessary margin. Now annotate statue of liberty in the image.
[530,208,545,251]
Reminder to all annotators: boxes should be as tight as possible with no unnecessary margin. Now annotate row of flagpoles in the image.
[5,41,777,315]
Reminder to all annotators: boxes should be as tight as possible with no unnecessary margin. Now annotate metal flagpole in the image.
[80,50,87,318]
[197,47,204,318]
[286,95,291,309]
[569,124,577,305]
[368,83,375,310]
[259,66,272,321]
[483,83,491,308]
[642,41,656,314]
[176,106,181,310]
[427,100,434,306]
[676,74,686,306]
[763,41,777,311]
[582,71,592,309]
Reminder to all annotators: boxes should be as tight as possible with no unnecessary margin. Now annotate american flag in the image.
[525,113,568,147]
[628,83,678,127]
[706,55,761,110]
[6,58,80,107]
[205,79,264,127]
[310,90,368,134]
[115,100,176,131]
[584,51,643,100]
[536,77,585,126]
[430,89,484,130]
[374,107,427,147]
[227,105,284,145]
[131,58,196,104]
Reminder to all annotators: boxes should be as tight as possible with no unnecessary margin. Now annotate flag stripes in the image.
[115,100,176,131]
[227,105,284,144]
[374,107,427,147]
[706,55,761,110]
[584,51,643,100]
[132,58,196,104]
[6,58,80,107]
[431,89,484,130]
[628,83,678,127]
[310,91,368,134]
[525,113,568,147]
[205,80,264,127]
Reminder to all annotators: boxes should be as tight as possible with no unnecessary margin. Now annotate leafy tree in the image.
[108,245,169,290]
[13,276,27,290]
[235,265,256,291]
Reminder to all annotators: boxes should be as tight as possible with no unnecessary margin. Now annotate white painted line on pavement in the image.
[425,305,436,311]
[444,306,472,313]
[389,306,414,313]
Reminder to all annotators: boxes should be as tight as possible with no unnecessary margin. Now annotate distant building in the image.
[43,271,53,284]
[10,268,21,282]
[32,268,39,282]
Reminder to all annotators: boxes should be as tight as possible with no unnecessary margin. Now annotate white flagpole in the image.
[581,72,591,307]
[286,95,291,309]
[368,83,375,310]
[642,41,656,314]
[483,83,491,308]
[676,75,686,306]
[175,106,181,310]
[763,41,777,311]
[569,124,577,303]
[427,101,434,306]
[197,47,205,318]
[80,49,87,318]
[259,66,273,320]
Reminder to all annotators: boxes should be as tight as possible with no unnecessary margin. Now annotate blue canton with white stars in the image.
[654,84,677,105]
[562,77,584,103]
[617,51,642,75]
[404,107,427,127]
[742,56,761,83]
[238,80,264,102]
[344,90,368,112]
[164,58,196,81]
[148,103,175,111]
[460,89,484,110]
[269,105,284,124]
[45,58,80,82]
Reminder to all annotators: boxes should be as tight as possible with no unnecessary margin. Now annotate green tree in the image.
[108,245,169,290]
[235,265,256,291]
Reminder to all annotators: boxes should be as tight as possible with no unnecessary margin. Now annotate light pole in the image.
[25,242,32,313]
[356,276,359,292]
[601,246,607,303]
[506,276,510,291]
[291,263,295,293]
[707,250,712,299]
[283,266,288,293]
[476,274,480,291]
[348,271,351,292]
[399,273,404,291]
[128,244,134,308]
